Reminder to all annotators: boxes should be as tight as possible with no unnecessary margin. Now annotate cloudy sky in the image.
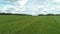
[0,0,60,15]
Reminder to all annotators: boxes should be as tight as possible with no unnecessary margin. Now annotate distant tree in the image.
[38,14,44,16]
[55,14,60,16]
[46,14,54,16]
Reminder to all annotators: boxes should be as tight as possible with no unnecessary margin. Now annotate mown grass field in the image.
[0,15,60,34]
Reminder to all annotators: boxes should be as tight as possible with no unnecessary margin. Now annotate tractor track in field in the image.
[0,17,36,25]
[0,17,40,30]
[13,17,44,34]
[46,16,60,34]
[0,17,34,24]
[0,17,39,34]
[0,17,42,34]
[0,16,60,34]
[13,17,41,31]
[51,17,60,27]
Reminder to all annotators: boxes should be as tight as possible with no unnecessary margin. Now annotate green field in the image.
[0,15,60,34]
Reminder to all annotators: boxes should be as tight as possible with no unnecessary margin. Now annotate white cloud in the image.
[3,5,15,10]
[53,0,60,3]
[0,0,28,14]
[0,0,60,15]
[19,0,27,6]
[16,0,28,13]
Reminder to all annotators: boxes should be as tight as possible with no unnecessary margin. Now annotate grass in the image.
[0,15,60,34]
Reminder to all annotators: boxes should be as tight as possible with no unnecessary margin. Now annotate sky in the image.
[0,0,60,15]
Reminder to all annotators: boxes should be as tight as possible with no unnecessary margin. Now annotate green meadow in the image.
[0,15,60,34]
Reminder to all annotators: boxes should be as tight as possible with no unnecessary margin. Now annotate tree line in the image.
[38,14,60,16]
[0,13,32,16]
[0,13,60,16]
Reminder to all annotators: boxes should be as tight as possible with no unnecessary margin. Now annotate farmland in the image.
[0,15,60,34]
